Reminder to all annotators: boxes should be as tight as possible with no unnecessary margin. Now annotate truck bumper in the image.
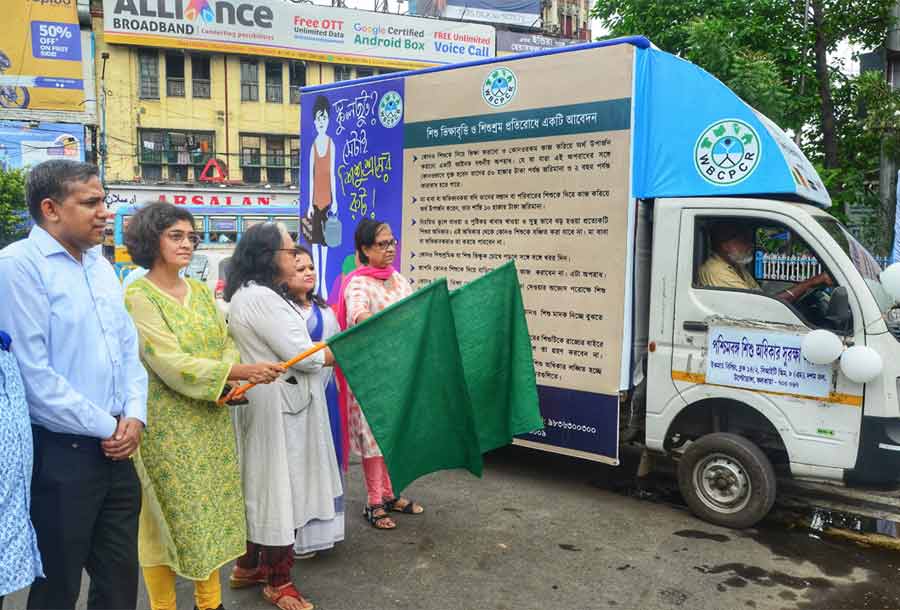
[847,416,900,484]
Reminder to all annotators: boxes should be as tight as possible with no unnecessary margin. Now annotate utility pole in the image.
[795,0,811,147]
[99,52,109,185]
[882,1,900,256]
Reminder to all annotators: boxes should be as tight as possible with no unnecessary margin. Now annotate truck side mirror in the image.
[825,286,852,334]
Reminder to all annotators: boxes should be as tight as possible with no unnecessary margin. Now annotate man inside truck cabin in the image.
[697,220,832,302]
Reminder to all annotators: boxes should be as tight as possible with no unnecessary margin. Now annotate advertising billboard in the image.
[411,0,541,29]
[102,0,495,70]
[2,1,85,112]
[0,120,85,170]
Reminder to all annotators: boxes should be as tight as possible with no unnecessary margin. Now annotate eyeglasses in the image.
[373,238,398,251]
[166,231,201,247]
[278,248,303,257]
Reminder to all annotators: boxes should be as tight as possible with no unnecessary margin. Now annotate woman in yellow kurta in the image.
[123,203,284,610]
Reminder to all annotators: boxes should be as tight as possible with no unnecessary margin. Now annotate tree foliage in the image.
[0,166,28,248]
[592,0,897,251]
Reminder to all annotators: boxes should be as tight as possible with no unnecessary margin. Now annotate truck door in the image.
[671,208,865,472]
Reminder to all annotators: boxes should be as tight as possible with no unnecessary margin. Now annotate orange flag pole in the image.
[217,342,327,406]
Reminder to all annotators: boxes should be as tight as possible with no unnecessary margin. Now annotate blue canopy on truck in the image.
[630,39,830,208]
[302,35,830,208]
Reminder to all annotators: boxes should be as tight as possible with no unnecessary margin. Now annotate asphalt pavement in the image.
[6,445,900,610]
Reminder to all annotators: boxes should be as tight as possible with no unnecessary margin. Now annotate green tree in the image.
[591,0,894,167]
[0,166,28,248]
[592,0,897,251]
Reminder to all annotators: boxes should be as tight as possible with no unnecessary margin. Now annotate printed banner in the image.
[706,326,833,398]
[496,31,577,54]
[412,0,541,28]
[0,120,84,170]
[2,0,84,111]
[103,0,495,70]
[299,78,405,300]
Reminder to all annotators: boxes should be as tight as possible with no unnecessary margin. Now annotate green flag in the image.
[328,279,483,493]
[450,261,543,452]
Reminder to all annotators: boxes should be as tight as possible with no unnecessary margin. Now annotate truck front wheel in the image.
[677,433,776,529]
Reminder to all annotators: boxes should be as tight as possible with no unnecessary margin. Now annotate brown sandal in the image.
[386,496,424,514]
[262,583,314,610]
[229,565,267,589]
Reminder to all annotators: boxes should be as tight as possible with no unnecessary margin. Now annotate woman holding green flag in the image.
[226,222,342,610]
[333,219,425,530]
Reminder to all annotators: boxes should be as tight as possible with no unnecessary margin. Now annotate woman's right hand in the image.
[231,362,285,384]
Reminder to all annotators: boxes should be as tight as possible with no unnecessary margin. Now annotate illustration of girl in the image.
[307,95,338,300]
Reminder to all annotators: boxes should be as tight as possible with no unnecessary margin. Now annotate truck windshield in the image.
[814,216,894,315]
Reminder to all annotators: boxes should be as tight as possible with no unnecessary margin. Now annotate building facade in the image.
[92,0,498,193]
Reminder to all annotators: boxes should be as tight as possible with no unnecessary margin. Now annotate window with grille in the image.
[265,61,283,103]
[289,137,300,185]
[241,135,262,183]
[289,62,305,104]
[192,55,211,98]
[334,65,353,82]
[165,53,185,97]
[138,50,159,99]
[139,129,215,183]
[266,137,286,183]
[240,59,259,101]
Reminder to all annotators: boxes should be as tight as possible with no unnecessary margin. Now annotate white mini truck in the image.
[299,36,900,528]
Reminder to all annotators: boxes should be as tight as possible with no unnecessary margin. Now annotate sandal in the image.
[364,503,396,529]
[386,496,425,514]
[229,565,267,589]
[263,582,314,610]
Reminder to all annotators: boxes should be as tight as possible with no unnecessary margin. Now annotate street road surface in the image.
[6,446,900,610]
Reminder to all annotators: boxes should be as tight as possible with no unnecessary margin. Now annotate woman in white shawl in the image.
[225,222,341,610]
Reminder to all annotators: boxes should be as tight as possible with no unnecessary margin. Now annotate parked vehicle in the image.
[305,36,900,529]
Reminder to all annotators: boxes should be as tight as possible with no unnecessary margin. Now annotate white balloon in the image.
[840,346,883,384]
[879,263,900,303]
[801,329,844,365]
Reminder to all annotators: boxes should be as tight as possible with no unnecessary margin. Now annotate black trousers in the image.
[27,426,141,610]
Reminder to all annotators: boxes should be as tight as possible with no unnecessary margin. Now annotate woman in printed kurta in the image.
[334,219,425,530]
[123,203,284,610]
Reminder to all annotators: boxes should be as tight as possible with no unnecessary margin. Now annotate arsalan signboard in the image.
[103,0,495,69]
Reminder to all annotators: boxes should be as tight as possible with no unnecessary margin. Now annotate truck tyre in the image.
[677,433,776,529]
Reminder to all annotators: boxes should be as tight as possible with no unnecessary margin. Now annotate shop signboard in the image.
[496,31,577,54]
[103,0,495,70]
[412,0,541,29]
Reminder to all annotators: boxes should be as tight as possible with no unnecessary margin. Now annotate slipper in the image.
[386,496,424,514]
[229,566,267,589]
[263,582,314,610]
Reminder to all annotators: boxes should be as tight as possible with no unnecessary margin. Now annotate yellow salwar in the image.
[143,564,221,610]
[124,278,246,591]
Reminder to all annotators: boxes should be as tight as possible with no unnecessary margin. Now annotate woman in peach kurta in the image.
[334,219,425,530]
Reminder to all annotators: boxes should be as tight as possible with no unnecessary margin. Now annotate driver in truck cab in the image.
[697,221,832,302]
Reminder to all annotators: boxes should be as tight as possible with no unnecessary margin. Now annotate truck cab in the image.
[645,197,900,527]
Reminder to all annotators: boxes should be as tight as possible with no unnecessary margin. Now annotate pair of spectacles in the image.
[278,247,303,257]
[374,238,398,251]
[166,231,201,247]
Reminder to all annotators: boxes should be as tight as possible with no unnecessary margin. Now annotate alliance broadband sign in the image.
[103,0,495,70]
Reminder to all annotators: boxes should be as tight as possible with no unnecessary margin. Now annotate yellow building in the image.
[94,17,398,187]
